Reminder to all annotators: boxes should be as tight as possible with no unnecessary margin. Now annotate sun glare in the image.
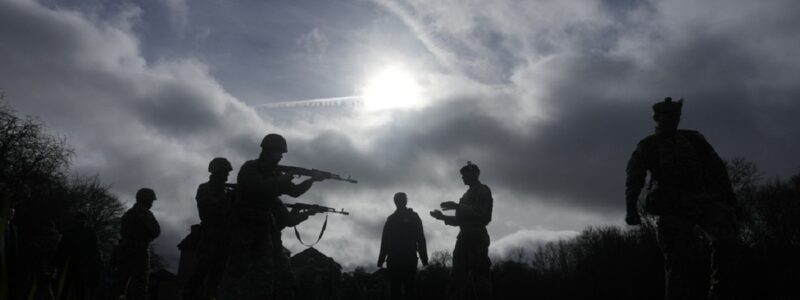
[361,66,422,111]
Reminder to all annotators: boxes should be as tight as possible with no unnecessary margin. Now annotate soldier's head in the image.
[394,192,408,209]
[135,188,157,209]
[652,97,682,132]
[259,133,287,166]
[460,161,480,186]
[208,157,233,183]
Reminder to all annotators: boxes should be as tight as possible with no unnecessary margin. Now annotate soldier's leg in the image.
[388,265,403,300]
[698,203,740,300]
[469,240,492,300]
[273,245,296,300]
[126,254,150,300]
[205,240,230,298]
[657,215,696,300]
[217,238,274,300]
[110,261,132,300]
[403,266,417,300]
[450,239,468,300]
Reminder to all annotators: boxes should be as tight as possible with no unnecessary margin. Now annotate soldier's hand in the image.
[278,173,295,185]
[377,260,384,268]
[625,213,642,226]
[421,259,429,267]
[430,210,445,220]
[440,201,459,210]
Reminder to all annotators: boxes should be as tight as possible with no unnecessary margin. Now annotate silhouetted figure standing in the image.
[27,220,60,300]
[111,188,160,300]
[219,134,320,300]
[431,162,493,300]
[183,157,234,300]
[626,97,740,300]
[54,213,101,300]
[2,207,20,300]
[378,192,428,300]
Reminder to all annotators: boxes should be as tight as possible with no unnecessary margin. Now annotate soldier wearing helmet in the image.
[183,157,234,299]
[431,161,493,300]
[111,188,160,300]
[625,97,740,300]
[219,134,322,300]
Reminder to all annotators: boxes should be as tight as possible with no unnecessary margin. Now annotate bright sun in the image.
[361,66,422,111]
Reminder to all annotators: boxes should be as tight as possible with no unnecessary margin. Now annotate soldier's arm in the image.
[237,162,286,198]
[143,211,160,241]
[692,133,735,195]
[625,141,649,214]
[284,178,314,198]
[378,218,389,266]
[415,214,428,265]
[195,185,211,223]
[455,186,493,225]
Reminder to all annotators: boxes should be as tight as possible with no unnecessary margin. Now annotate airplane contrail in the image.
[253,96,364,110]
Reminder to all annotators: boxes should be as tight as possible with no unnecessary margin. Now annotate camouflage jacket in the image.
[443,183,493,240]
[120,203,160,251]
[234,159,313,231]
[195,182,233,236]
[626,129,734,211]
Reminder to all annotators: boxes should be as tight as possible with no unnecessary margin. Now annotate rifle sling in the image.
[293,213,328,247]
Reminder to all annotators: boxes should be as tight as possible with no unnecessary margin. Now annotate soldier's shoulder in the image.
[678,129,707,140]
[240,160,258,169]
[637,134,658,145]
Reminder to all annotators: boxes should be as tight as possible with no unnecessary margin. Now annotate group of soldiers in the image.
[76,96,742,300]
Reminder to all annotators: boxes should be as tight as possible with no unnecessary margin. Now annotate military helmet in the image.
[260,133,288,153]
[136,188,157,202]
[208,157,233,173]
[652,97,683,114]
[460,161,480,175]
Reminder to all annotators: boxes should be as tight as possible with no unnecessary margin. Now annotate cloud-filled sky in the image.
[2,0,799,271]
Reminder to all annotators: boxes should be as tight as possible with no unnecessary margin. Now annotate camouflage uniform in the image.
[379,207,428,300]
[184,182,234,299]
[111,202,160,300]
[218,159,311,300]
[627,128,739,300]
[441,184,493,300]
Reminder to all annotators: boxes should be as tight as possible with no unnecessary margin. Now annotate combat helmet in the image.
[261,133,288,153]
[136,188,157,203]
[208,157,233,173]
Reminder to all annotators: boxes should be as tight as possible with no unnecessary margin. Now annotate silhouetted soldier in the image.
[626,97,740,300]
[183,157,234,300]
[378,192,428,300]
[2,207,20,300]
[111,188,161,300]
[27,220,60,300]
[219,134,321,300]
[54,213,101,300]
[431,162,493,300]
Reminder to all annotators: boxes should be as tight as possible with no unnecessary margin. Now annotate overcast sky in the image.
[2,0,799,271]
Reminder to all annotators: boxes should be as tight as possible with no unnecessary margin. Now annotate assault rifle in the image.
[277,165,358,184]
[286,202,349,215]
